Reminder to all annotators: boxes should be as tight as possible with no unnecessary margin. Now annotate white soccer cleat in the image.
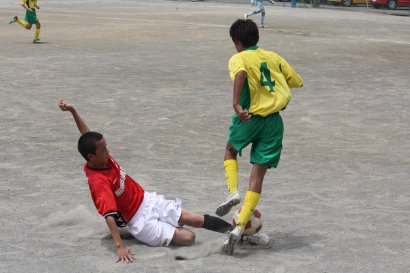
[244,13,248,20]
[222,226,242,255]
[243,232,270,246]
[221,235,230,253]
[215,190,241,217]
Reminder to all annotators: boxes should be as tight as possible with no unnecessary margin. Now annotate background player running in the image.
[217,19,304,255]
[58,100,267,262]
[9,0,43,44]
[245,0,274,28]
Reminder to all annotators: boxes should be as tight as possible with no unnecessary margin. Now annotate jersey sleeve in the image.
[88,175,118,218]
[228,54,246,81]
[278,56,304,89]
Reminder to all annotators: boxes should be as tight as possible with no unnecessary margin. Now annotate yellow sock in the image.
[236,191,261,234]
[35,29,40,40]
[17,18,27,28]
[224,159,238,194]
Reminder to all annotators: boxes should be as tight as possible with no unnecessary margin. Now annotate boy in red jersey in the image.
[58,100,236,263]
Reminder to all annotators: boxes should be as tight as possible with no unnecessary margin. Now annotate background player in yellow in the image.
[218,19,304,255]
[9,0,43,44]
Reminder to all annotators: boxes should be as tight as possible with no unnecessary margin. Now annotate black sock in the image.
[202,214,234,233]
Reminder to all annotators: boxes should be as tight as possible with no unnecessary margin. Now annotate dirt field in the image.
[1,0,410,272]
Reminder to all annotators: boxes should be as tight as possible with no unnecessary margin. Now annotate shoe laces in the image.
[243,233,262,244]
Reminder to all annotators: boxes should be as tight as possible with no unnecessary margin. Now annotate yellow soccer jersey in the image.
[22,0,37,9]
[229,46,303,117]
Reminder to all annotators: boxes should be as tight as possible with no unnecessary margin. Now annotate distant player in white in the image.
[245,0,274,28]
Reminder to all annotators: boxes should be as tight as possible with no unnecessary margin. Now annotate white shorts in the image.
[127,191,182,247]
[255,1,265,12]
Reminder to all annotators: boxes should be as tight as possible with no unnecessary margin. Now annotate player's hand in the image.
[37,5,40,9]
[58,100,75,112]
[235,107,251,123]
[115,247,135,263]
[27,8,33,12]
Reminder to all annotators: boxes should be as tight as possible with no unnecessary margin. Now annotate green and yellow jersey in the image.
[229,46,303,117]
[22,0,37,9]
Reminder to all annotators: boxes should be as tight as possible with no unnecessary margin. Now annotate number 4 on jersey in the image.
[259,62,275,93]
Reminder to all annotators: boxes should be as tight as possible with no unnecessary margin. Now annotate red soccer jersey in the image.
[84,155,144,227]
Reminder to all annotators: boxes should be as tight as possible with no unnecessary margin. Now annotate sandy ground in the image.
[1,0,410,272]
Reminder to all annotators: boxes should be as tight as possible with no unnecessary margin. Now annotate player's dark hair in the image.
[230,19,259,48]
[78,132,103,162]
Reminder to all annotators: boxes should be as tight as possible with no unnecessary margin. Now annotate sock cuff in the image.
[244,191,261,204]
[202,214,209,228]
[224,159,238,169]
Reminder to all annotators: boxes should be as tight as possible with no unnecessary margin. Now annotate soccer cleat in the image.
[244,13,248,20]
[221,235,230,253]
[223,226,242,255]
[33,39,44,44]
[243,232,270,246]
[9,16,18,24]
[260,25,265,28]
[268,0,275,4]
[215,190,241,217]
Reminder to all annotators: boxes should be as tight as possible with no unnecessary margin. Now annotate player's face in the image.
[88,138,109,167]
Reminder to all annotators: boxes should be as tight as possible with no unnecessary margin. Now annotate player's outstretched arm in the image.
[105,216,135,263]
[58,100,90,134]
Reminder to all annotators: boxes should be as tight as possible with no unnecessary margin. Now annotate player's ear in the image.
[87,153,95,161]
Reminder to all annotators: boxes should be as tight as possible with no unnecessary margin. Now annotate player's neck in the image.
[88,162,108,168]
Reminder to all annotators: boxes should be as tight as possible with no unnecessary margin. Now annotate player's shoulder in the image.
[228,52,243,66]
[87,171,112,190]
[260,48,285,62]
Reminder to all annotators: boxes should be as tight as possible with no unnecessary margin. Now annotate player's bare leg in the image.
[171,227,195,246]
[179,208,205,228]
[248,163,268,194]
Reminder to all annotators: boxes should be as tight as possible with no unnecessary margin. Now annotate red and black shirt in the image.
[84,155,144,227]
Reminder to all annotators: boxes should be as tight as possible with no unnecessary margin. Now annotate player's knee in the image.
[226,148,238,158]
[179,230,196,245]
[186,232,195,245]
[26,24,32,30]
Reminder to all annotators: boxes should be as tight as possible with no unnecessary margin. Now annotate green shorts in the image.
[25,9,38,25]
[227,112,284,168]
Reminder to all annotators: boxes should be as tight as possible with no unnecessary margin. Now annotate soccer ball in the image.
[232,208,263,236]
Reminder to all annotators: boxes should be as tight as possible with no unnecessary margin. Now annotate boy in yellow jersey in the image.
[9,0,43,44]
[218,19,303,255]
